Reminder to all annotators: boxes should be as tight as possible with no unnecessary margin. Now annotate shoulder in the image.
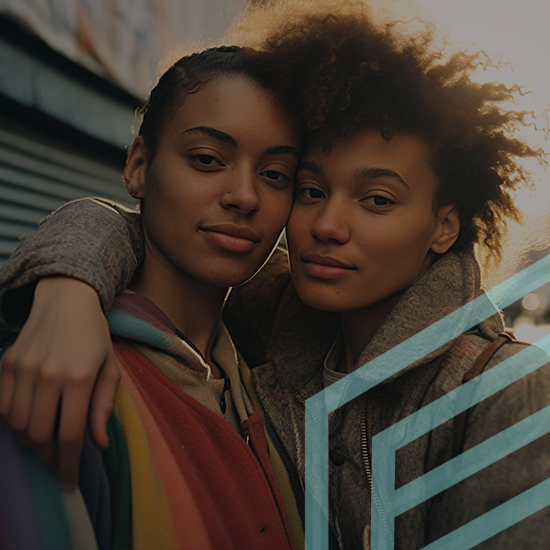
[425,334,550,547]
[447,330,550,389]
[465,335,550,435]
[409,329,550,413]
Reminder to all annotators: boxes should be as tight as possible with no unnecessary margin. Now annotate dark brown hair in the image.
[136,45,300,163]
[239,0,546,259]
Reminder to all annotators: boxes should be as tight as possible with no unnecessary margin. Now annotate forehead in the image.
[160,75,299,146]
[301,129,435,183]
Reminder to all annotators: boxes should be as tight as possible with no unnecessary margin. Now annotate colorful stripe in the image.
[113,376,180,550]
[241,359,305,550]
[114,349,212,550]
[0,293,297,550]
[103,415,131,550]
[113,339,294,550]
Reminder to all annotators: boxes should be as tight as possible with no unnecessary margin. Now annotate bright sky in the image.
[413,1,550,104]
[411,1,550,224]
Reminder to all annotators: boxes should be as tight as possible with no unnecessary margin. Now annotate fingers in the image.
[1,345,63,476]
[0,348,18,418]
[1,344,50,434]
[90,351,120,450]
[57,382,95,491]
[0,277,114,491]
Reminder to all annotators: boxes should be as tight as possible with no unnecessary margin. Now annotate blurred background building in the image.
[0,0,245,266]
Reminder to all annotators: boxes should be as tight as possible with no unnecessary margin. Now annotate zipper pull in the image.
[220,377,231,414]
[241,418,251,446]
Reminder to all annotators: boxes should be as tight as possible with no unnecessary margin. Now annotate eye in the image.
[193,154,222,166]
[261,170,288,183]
[299,187,325,200]
[364,195,394,207]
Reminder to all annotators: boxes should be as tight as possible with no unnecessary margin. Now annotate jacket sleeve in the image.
[426,342,550,548]
[0,197,144,342]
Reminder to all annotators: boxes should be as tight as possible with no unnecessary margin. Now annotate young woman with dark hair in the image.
[0,44,308,549]
[2,1,550,548]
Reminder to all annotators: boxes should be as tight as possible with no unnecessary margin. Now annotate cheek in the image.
[286,207,309,248]
[263,191,293,235]
[366,211,436,253]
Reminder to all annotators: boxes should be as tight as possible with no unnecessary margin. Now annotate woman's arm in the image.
[0,197,144,490]
[0,197,144,340]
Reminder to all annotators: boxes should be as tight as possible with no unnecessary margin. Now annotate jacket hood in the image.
[263,248,503,391]
[108,293,213,375]
[355,248,504,384]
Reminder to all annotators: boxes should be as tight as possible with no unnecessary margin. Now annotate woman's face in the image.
[126,76,300,288]
[287,129,458,313]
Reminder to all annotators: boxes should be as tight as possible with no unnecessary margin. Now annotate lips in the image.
[200,223,260,253]
[301,253,356,279]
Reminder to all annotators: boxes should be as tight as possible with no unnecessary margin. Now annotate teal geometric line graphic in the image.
[372,398,550,549]
[376,340,550,518]
[421,477,550,550]
[304,253,550,550]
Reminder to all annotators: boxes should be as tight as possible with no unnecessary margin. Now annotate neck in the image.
[338,292,403,374]
[130,246,229,376]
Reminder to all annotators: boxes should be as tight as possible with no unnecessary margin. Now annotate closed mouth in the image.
[201,224,260,242]
[301,253,355,269]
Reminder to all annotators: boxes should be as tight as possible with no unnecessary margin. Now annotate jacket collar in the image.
[264,248,504,393]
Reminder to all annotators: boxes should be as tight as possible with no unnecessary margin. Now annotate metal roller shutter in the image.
[0,126,133,265]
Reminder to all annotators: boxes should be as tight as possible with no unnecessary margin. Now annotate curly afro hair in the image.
[231,0,546,260]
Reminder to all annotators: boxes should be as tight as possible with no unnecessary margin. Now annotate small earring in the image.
[130,191,136,198]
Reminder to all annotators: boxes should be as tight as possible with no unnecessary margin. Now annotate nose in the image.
[220,167,260,215]
[310,201,350,244]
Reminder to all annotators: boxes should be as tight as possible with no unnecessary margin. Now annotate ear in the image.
[123,137,147,199]
[431,204,460,255]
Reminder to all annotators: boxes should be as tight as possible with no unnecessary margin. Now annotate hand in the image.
[0,277,120,491]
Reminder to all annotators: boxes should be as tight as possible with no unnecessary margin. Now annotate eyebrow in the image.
[354,167,410,189]
[297,160,324,175]
[182,126,237,147]
[182,126,299,159]
[265,145,300,160]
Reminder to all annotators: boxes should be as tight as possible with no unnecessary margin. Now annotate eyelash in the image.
[191,154,223,167]
[363,195,395,207]
[298,187,396,210]
[262,169,284,179]
[299,187,325,200]
[191,154,291,188]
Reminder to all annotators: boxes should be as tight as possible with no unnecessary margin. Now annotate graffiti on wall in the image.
[0,0,244,97]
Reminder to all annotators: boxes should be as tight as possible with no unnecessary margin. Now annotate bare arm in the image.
[0,197,143,489]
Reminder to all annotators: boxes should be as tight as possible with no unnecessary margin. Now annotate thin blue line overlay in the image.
[304,253,550,550]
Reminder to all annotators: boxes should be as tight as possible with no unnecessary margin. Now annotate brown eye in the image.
[193,155,222,166]
[300,188,325,199]
[261,170,286,182]
[365,195,393,206]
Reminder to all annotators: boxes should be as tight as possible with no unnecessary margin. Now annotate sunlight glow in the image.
[401,1,550,285]
[413,0,550,208]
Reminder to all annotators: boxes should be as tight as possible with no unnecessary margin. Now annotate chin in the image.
[296,288,347,313]
[208,275,252,288]
[197,259,264,288]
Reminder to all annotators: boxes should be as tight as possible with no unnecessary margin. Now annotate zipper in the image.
[361,398,391,539]
[295,392,307,494]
